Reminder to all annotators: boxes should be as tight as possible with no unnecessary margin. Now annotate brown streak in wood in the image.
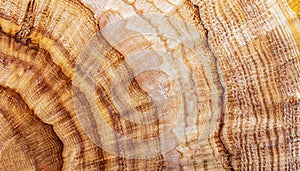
[192,3,233,170]
[15,0,35,44]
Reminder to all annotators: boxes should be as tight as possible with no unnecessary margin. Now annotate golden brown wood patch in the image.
[0,0,299,170]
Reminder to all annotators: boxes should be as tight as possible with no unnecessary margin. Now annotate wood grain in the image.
[0,0,299,170]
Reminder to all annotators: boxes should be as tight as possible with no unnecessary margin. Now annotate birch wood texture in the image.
[0,0,299,170]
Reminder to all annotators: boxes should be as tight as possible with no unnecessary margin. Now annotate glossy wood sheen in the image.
[0,0,299,170]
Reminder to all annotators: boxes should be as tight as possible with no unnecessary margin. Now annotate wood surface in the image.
[0,0,299,170]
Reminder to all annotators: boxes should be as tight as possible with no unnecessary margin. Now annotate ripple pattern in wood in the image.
[0,0,299,170]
